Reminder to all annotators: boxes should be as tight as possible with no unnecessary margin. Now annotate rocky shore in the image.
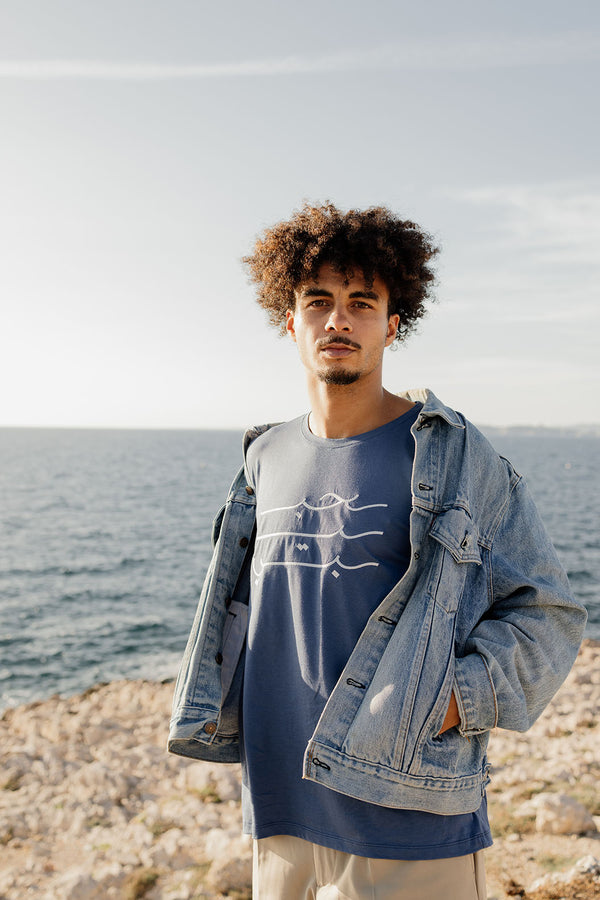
[1,641,598,899]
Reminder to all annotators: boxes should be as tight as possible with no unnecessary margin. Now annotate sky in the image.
[1,0,598,429]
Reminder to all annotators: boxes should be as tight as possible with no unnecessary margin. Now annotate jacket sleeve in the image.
[453,474,587,735]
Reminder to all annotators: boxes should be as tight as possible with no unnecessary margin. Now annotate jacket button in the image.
[239,537,249,548]
[414,551,420,560]
[215,652,223,665]
[203,721,217,735]
[245,485,254,495]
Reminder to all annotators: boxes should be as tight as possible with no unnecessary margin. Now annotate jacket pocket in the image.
[411,700,490,782]
[429,507,482,613]
[339,579,456,773]
[337,508,483,776]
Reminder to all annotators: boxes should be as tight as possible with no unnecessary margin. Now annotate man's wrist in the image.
[438,690,461,734]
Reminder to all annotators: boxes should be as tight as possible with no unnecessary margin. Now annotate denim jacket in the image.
[168,389,587,815]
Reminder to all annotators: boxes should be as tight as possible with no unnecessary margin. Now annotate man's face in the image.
[286,263,399,386]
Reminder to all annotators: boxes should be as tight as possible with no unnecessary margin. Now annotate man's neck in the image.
[306,378,414,439]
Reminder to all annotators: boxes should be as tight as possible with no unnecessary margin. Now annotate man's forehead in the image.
[296,263,387,295]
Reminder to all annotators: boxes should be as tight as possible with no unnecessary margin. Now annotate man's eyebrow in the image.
[348,290,381,301]
[299,287,334,298]
[298,287,382,300]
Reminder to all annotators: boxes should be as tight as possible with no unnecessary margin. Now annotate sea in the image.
[0,425,598,712]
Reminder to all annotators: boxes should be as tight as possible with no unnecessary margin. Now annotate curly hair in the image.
[243,202,439,341]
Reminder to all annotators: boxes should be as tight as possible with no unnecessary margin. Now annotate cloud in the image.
[423,355,595,387]
[1,31,599,79]
[437,290,599,325]
[450,181,600,266]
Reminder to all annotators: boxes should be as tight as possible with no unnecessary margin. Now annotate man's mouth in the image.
[317,337,361,356]
[321,347,355,358]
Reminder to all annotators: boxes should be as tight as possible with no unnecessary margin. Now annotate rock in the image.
[50,868,102,900]
[528,854,600,892]
[202,828,252,893]
[94,861,127,891]
[70,760,132,802]
[205,833,253,894]
[178,761,241,803]
[572,854,600,876]
[533,793,597,835]
[140,828,196,869]
[203,826,241,860]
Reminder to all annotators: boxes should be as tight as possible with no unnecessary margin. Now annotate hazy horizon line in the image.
[1,422,599,433]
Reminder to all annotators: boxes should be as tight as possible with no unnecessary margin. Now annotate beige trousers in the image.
[253,834,487,900]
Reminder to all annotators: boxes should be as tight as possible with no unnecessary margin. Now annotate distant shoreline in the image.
[479,424,600,438]
[1,423,600,436]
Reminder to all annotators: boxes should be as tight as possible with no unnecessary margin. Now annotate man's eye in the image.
[308,299,328,307]
[354,301,373,309]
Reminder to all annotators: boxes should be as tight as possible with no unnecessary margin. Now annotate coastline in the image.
[1,642,598,899]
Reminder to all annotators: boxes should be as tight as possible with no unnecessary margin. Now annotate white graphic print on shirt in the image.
[252,491,389,584]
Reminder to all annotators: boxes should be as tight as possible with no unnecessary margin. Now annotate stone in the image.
[140,828,196,869]
[205,839,252,894]
[572,854,600,876]
[528,854,600,892]
[533,793,597,835]
[50,869,102,899]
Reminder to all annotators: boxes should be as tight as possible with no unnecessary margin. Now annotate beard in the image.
[317,369,361,385]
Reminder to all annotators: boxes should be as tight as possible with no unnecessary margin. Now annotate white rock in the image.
[68,807,92,837]
[528,854,600,891]
[161,882,193,900]
[194,806,222,831]
[572,854,600,876]
[50,868,102,899]
[71,761,131,801]
[533,793,597,835]
[203,826,241,859]
[205,834,252,894]
[179,761,241,803]
[529,872,563,891]
[83,860,128,899]
[141,828,196,869]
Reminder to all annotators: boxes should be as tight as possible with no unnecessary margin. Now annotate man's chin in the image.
[317,369,361,386]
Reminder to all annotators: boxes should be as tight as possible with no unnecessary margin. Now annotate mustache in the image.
[317,336,362,351]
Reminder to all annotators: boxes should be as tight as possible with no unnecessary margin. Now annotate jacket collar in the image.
[397,388,465,429]
[242,422,281,458]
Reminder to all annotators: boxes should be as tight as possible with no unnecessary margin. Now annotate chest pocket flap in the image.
[429,507,482,565]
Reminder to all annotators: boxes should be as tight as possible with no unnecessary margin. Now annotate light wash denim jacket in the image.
[168,389,587,815]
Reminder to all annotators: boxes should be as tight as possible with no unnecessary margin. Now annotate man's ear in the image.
[286,309,297,342]
[385,314,400,346]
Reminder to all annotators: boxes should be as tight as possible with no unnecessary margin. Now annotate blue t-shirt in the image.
[242,406,492,860]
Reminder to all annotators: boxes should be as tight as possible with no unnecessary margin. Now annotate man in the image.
[169,203,587,899]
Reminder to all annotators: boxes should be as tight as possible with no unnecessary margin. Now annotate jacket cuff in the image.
[454,652,498,735]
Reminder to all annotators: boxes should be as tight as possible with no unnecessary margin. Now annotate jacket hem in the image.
[303,742,487,815]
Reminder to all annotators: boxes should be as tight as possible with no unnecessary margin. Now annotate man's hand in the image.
[438,691,460,734]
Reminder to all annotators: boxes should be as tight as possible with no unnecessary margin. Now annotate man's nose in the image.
[325,305,352,331]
